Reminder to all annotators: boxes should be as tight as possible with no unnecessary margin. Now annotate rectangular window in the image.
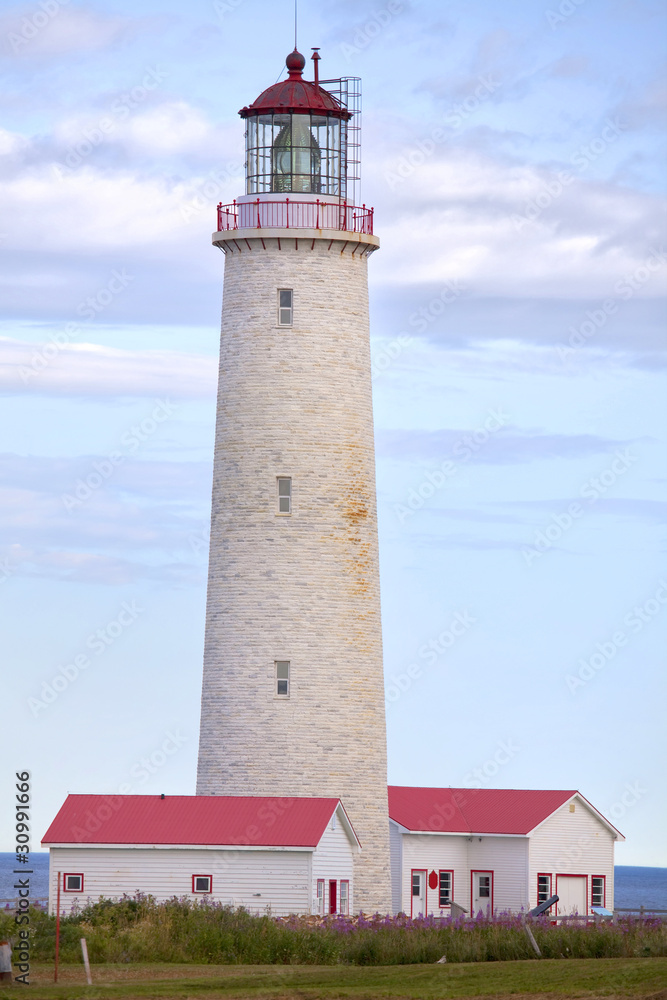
[277,477,292,514]
[316,879,325,915]
[276,660,290,697]
[591,876,605,908]
[278,288,293,326]
[340,880,349,915]
[63,873,83,892]
[438,870,453,907]
[192,874,212,894]
[537,874,552,905]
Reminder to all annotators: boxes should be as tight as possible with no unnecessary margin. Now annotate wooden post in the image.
[0,940,12,982]
[80,938,92,985]
[54,873,61,983]
[522,915,542,957]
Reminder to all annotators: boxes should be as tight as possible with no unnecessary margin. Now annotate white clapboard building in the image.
[42,794,359,917]
[389,786,624,917]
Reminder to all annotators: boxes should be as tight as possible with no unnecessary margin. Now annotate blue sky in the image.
[0,0,665,867]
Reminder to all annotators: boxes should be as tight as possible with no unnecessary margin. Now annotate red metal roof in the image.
[388,786,582,835]
[239,49,351,121]
[42,795,346,847]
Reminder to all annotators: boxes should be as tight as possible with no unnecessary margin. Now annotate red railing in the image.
[216,199,374,235]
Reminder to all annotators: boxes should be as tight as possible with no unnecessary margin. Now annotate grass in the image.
[2,899,665,967]
[5,957,667,999]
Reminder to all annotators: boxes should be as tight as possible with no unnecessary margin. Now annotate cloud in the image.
[0,450,211,584]
[0,337,217,398]
[371,143,667,299]
[375,428,638,464]
[0,544,204,585]
[0,453,212,499]
[0,4,135,60]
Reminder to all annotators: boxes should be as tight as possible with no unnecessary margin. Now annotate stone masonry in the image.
[196,231,392,914]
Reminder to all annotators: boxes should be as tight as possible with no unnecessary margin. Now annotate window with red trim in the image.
[438,870,453,907]
[591,876,605,908]
[63,873,83,892]
[537,874,552,905]
[192,874,212,894]
[339,880,349,915]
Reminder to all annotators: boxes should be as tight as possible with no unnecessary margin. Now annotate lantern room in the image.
[239,49,353,199]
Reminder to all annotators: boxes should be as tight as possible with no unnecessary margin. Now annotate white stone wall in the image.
[197,234,391,914]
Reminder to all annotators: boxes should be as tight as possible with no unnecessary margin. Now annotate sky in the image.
[0,0,665,867]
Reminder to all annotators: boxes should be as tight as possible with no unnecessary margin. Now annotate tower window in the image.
[277,477,292,514]
[276,660,290,697]
[278,289,293,326]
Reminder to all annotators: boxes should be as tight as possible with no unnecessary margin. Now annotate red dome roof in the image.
[239,49,351,121]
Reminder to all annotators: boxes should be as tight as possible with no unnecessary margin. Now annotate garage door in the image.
[556,876,587,915]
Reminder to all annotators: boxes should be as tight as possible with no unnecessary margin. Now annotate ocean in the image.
[1,854,665,911]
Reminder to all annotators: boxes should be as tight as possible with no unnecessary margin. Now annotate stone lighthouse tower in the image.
[196,47,391,914]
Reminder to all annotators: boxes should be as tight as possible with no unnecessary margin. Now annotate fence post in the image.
[80,938,93,985]
[54,873,61,983]
[0,940,12,982]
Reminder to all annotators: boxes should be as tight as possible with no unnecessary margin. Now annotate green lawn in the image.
[6,957,666,999]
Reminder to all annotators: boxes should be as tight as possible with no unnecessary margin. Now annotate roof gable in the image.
[388,786,582,836]
[42,795,350,848]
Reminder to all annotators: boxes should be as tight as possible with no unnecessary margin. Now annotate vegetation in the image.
[1,896,666,967]
[6,957,667,999]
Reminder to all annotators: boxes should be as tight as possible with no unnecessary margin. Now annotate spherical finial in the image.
[286,48,306,76]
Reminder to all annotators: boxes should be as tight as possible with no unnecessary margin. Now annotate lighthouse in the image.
[196,47,391,914]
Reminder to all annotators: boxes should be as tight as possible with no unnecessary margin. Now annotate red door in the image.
[329,880,337,914]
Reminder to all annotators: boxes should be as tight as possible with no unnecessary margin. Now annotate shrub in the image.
[10,899,667,966]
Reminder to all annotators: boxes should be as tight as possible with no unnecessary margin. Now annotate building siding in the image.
[196,235,391,914]
[399,834,469,916]
[389,821,402,915]
[48,847,311,917]
[528,798,616,911]
[467,837,529,914]
[312,811,356,914]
